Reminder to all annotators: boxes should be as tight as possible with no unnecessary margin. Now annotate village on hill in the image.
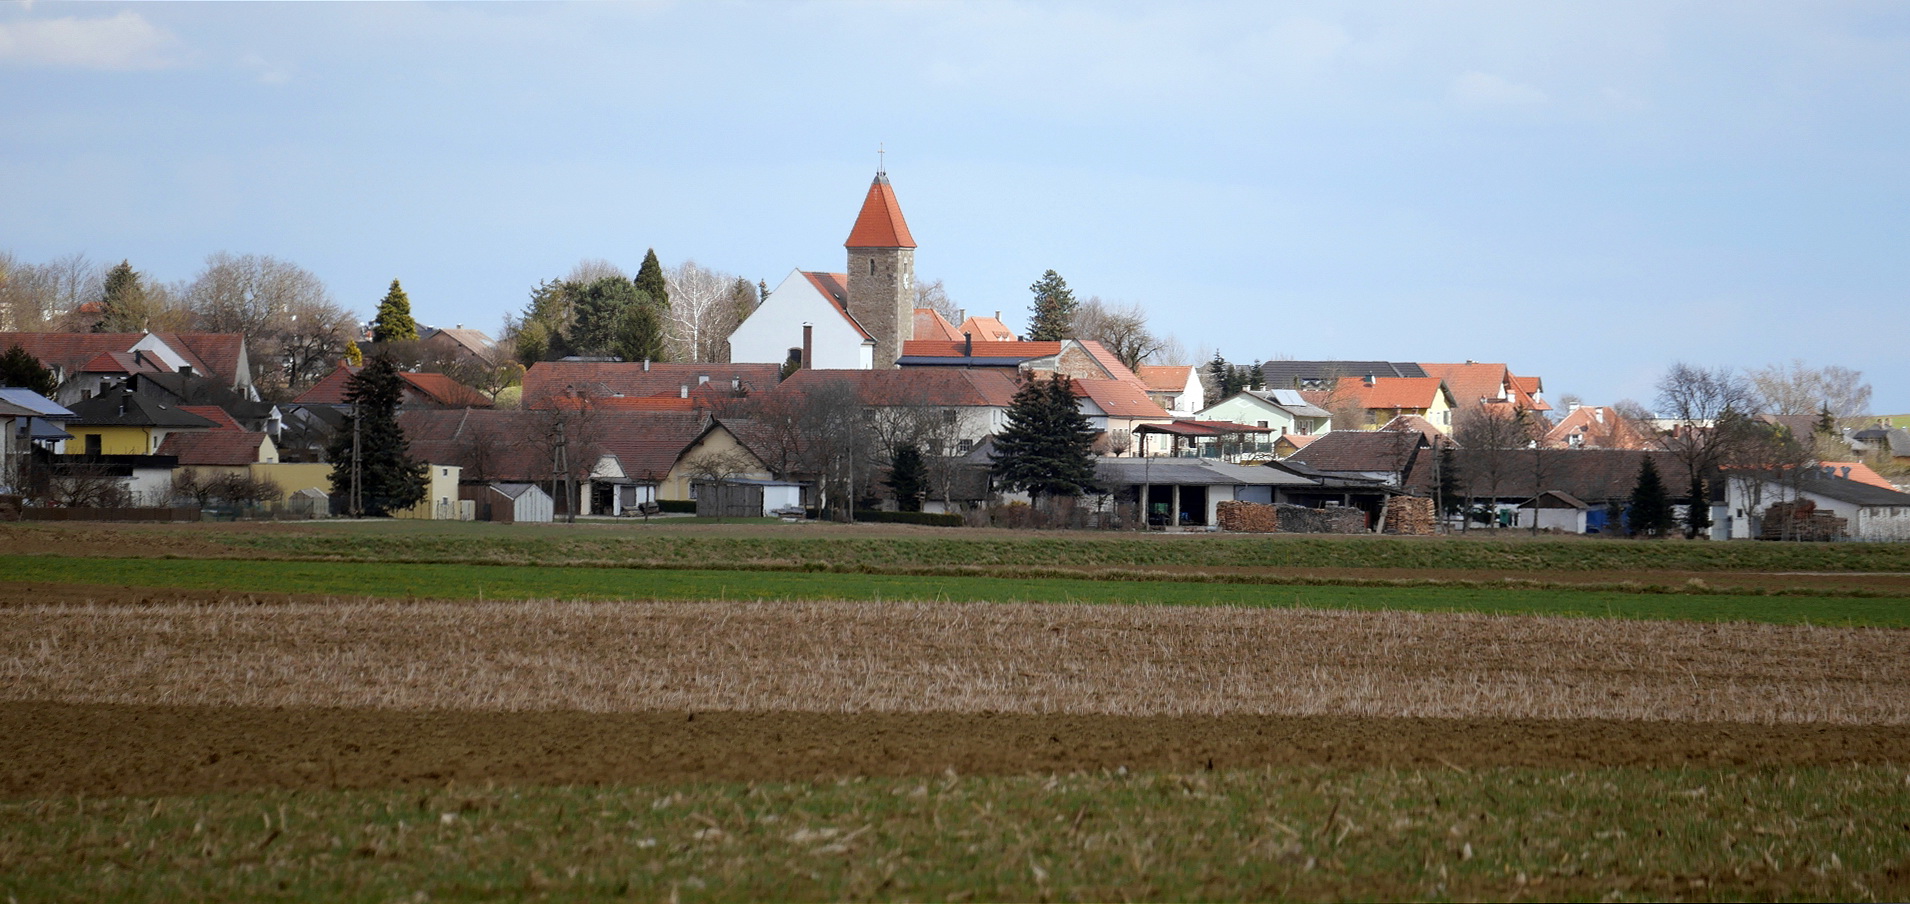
[3,170,1907,540]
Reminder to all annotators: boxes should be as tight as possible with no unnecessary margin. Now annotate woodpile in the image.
[1216,501,1370,534]
[1760,499,1848,541]
[1383,496,1437,536]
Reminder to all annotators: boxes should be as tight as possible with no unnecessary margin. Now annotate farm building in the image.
[460,482,554,523]
[1723,469,1910,541]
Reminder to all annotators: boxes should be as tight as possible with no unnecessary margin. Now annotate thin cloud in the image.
[1450,70,1548,106]
[0,10,180,70]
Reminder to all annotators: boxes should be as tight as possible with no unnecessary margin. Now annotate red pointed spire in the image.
[844,172,916,249]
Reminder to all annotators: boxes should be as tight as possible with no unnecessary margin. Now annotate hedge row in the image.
[851,510,965,527]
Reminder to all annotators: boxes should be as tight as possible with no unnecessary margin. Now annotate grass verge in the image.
[5,554,1910,626]
[3,766,1905,902]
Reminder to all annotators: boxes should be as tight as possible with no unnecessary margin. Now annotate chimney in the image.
[643,359,650,371]
[963,331,973,359]
[1364,374,1376,386]
[1593,408,1604,424]
[802,322,813,370]
[679,383,689,399]
[730,376,740,390]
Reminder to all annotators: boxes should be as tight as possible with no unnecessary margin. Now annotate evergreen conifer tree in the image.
[1684,474,1712,539]
[371,280,419,343]
[94,260,153,332]
[1025,270,1077,341]
[1436,444,1465,517]
[0,344,58,396]
[991,374,1099,505]
[634,248,670,311]
[1628,457,1675,538]
[326,355,428,516]
[886,443,927,512]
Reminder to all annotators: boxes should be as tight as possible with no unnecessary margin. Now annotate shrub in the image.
[658,499,697,514]
[852,510,965,527]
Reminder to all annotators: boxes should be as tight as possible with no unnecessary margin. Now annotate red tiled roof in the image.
[179,405,244,431]
[1816,461,1895,490]
[1541,406,1657,451]
[957,315,1015,342]
[1076,340,1152,392]
[158,429,269,466]
[399,408,712,483]
[901,340,1065,359]
[1136,365,1196,393]
[157,333,244,381]
[1334,376,1448,411]
[843,173,916,249]
[796,272,871,340]
[293,366,357,405]
[0,333,150,373]
[80,351,170,375]
[912,308,962,342]
[400,372,494,408]
[773,368,1022,409]
[521,362,783,406]
[1070,377,1172,420]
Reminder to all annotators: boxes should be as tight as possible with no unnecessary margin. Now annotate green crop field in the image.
[6,553,1909,626]
[4,766,1906,902]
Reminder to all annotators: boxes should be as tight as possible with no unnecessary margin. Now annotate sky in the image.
[3,1,1906,412]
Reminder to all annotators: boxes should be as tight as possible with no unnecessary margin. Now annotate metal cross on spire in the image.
[877,142,885,174]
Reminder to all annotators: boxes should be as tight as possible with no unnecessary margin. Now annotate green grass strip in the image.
[5,554,1907,626]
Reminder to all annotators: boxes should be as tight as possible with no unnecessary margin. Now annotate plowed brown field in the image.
[5,589,1909,800]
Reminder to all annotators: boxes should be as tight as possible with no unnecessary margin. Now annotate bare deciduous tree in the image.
[1653,362,1761,490]
[915,278,961,324]
[1070,297,1163,372]
[185,253,354,398]
[1748,359,1872,422]
[664,260,742,363]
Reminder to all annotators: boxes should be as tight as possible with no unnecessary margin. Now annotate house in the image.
[1196,389,1334,442]
[1257,360,1426,391]
[1721,467,1910,541]
[295,365,494,410]
[912,308,963,342]
[61,386,218,456]
[1282,428,1439,492]
[1419,361,1549,424]
[730,169,918,369]
[1312,376,1457,433]
[1543,405,1657,450]
[768,368,1022,456]
[1089,457,1393,529]
[520,360,781,409]
[1446,448,1690,534]
[957,311,1015,342]
[1272,432,1321,459]
[1133,420,1278,462]
[0,388,74,494]
[157,406,278,474]
[1136,364,1203,417]
[1069,378,1176,455]
[0,331,255,404]
[419,326,494,364]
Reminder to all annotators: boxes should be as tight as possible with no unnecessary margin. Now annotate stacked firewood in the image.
[1384,496,1437,536]
[1760,499,1848,541]
[1215,501,1279,532]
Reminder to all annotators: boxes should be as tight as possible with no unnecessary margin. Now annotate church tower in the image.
[845,169,916,369]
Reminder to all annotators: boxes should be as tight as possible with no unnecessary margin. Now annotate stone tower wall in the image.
[846,246,914,369]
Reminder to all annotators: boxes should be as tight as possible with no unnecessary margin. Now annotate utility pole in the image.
[550,419,572,524]
[350,400,363,517]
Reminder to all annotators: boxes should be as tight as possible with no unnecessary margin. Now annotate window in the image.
[84,434,101,456]
[869,259,876,276]
[958,439,974,454]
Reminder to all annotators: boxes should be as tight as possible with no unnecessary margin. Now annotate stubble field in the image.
[3,520,1909,900]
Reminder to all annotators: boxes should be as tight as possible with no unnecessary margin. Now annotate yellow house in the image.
[62,388,218,455]
[1328,376,1458,435]
[661,422,771,502]
[395,463,465,520]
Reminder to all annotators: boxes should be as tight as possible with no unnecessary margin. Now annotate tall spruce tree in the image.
[326,355,428,516]
[371,279,419,343]
[1025,270,1077,341]
[0,344,58,396]
[990,374,1099,504]
[94,260,153,332]
[1684,474,1712,539]
[886,443,927,512]
[1628,457,1675,539]
[634,248,670,311]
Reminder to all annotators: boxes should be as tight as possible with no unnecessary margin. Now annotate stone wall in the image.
[846,247,914,369]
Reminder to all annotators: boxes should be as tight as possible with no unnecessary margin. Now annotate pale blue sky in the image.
[3,1,1906,411]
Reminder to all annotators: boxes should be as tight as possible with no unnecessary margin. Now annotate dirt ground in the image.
[7,702,1908,799]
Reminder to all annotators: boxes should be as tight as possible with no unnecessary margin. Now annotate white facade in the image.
[728,269,875,370]
[1722,474,1910,541]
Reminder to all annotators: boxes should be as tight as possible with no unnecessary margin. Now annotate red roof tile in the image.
[773,368,1021,409]
[901,340,1065,359]
[156,333,245,381]
[400,372,494,408]
[912,308,962,342]
[1136,365,1196,393]
[157,428,269,466]
[399,408,712,483]
[1070,377,1172,419]
[521,362,783,406]
[799,271,872,339]
[80,351,170,375]
[843,173,916,248]
[957,315,1015,342]
[179,405,244,431]
[1333,376,1449,411]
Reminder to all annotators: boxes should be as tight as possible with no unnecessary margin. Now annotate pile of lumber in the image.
[1216,501,1369,534]
[1760,499,1848,541]
[1383,496,1437,535]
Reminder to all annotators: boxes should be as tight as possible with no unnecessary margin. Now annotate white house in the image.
[1722,468,1910,541]
[727,269,876,370]
[1197,389,1334,438]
